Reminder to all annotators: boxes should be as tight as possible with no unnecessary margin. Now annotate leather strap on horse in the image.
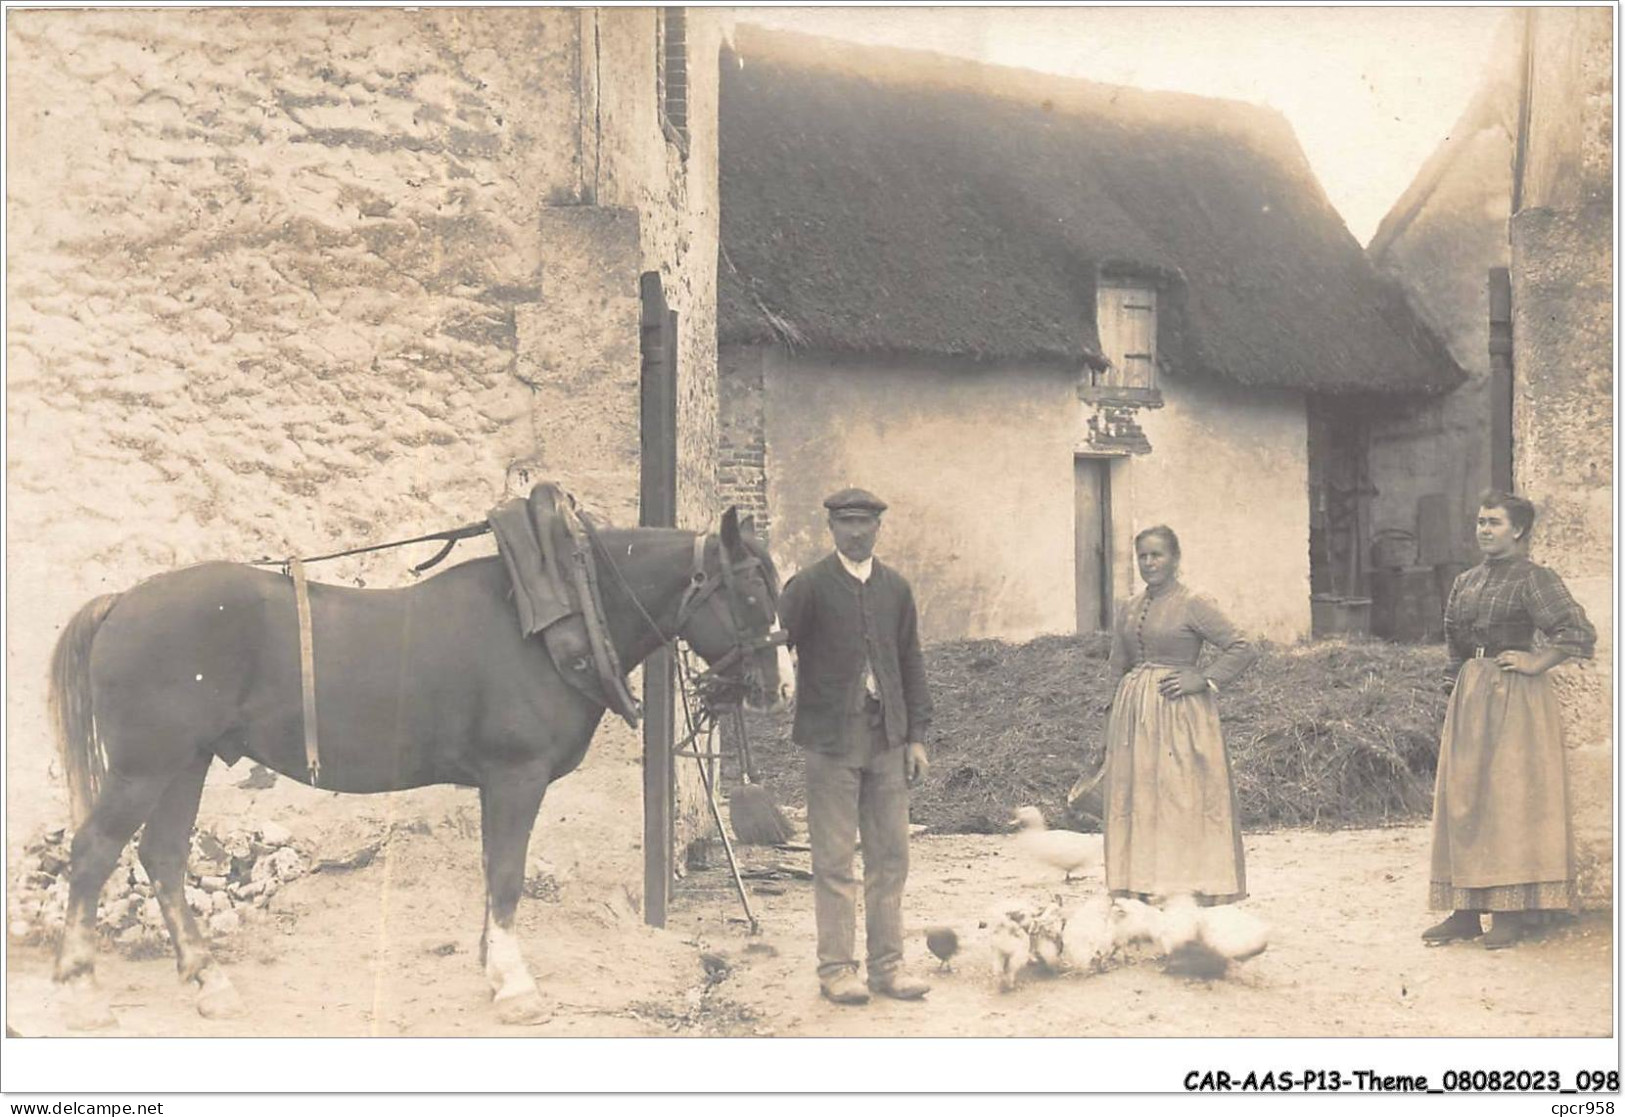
[561,503,643,728]
[288,558,322,785]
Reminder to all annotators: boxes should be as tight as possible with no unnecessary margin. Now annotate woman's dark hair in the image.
[1135,524,1181,558]
[1477,489,1536,541]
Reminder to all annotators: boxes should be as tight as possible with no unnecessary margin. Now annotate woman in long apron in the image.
[1103,526,1258,904]
[1423,491,1596,949]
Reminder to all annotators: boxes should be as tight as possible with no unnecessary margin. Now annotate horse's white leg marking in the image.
[483,915,537,1002]
[484,914,551,1026]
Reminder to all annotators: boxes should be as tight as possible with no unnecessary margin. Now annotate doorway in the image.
[1074,456,1113,632]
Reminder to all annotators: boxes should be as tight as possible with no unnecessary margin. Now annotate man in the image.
[777,487,934,1005]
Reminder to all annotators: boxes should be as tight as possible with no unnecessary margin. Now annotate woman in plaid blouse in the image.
[1422,491,1596,949]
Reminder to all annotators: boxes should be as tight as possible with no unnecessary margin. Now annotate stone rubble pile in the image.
[8,822,307,955]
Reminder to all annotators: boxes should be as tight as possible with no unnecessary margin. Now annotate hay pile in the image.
[741,635,1450,834]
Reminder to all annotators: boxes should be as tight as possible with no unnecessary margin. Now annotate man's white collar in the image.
[838,552,873,583]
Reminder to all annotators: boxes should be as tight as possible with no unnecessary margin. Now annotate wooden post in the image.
[639,272,677,928]
[1488,267,1515,491]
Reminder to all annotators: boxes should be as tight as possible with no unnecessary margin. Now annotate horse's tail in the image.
[48,594,122,830]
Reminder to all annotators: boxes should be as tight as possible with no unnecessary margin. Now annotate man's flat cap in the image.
[823,487,888,515]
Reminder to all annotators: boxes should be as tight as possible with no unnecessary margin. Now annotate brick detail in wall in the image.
[717,349,771,544]
[718,441,770,541]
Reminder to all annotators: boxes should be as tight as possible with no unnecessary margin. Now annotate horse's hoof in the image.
[494,992,552,1026]
[195,973,245,1020]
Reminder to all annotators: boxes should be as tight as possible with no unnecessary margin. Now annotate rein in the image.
[585,524,787,700]
[587,527,787,937]
[248,522,492,575]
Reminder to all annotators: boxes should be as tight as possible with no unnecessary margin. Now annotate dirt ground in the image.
[5,771,1613,1040]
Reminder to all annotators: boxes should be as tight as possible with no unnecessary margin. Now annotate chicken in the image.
[1197,905,1270,963]
[1158,895,1271,978]
[1155,893,1203,956]
[978,892,1268,986]
[1106,896,1162,948]
[1059,895,1116,972]
[1011,805,1102,882]
[987,907,1032,992]
[1027,902,1067,972]
[925,926,961,972]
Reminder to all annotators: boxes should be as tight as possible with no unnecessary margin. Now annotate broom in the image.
[726,706,795,846]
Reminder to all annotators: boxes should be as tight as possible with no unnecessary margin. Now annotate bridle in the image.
[590,524,788,937]
[588,525,787,706]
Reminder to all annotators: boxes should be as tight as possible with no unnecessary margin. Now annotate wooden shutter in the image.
[1096,283,1157,389]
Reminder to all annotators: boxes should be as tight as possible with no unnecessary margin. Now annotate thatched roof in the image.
[1368,17,1520,264]
[719,26,1465,395]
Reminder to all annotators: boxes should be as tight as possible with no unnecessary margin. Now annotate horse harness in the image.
[589,525,788,705]
[276,517,783,785]
[287,558,323,785]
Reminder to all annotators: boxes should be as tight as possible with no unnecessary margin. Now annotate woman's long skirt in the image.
[1428,659,1573,912]
[1103,663,1246,903]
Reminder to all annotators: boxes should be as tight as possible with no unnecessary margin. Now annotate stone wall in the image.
[6,7,724,891]
[1519,7,1614,215]
[589,9,726,537]
[582,9,729,857]
[1510,6,1613,907]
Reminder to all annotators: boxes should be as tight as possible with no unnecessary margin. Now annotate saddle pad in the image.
[489,488,575,638]
[489,482,641,727]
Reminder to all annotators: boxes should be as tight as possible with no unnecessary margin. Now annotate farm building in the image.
[1505,7,1613,907]
[715,27,1465,647]
[1368,7,1612,907]
[6,7,728,915]
[1363,17,1522,640]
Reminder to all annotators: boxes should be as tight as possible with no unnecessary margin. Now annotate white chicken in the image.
[1197,904,1270,963]
[1155,894,1203,955]
[1106,896,1163,948]
[984,891,1270,987]
[1158,894,1272,978]
[987,906,1032,992]
[1059,894,1116,972]
[1011,806,1101,882]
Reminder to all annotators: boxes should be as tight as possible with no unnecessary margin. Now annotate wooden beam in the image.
[639,271,677,928]
[1489,267,1514,491]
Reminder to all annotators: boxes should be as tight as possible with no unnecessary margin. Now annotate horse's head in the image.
[676,508,793,713]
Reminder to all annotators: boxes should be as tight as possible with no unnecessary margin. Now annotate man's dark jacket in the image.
[778,553,933,752]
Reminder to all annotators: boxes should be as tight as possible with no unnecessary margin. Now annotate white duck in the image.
[1011,806,1102,882]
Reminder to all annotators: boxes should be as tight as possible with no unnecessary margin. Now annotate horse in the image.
[46,507,791,1029]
